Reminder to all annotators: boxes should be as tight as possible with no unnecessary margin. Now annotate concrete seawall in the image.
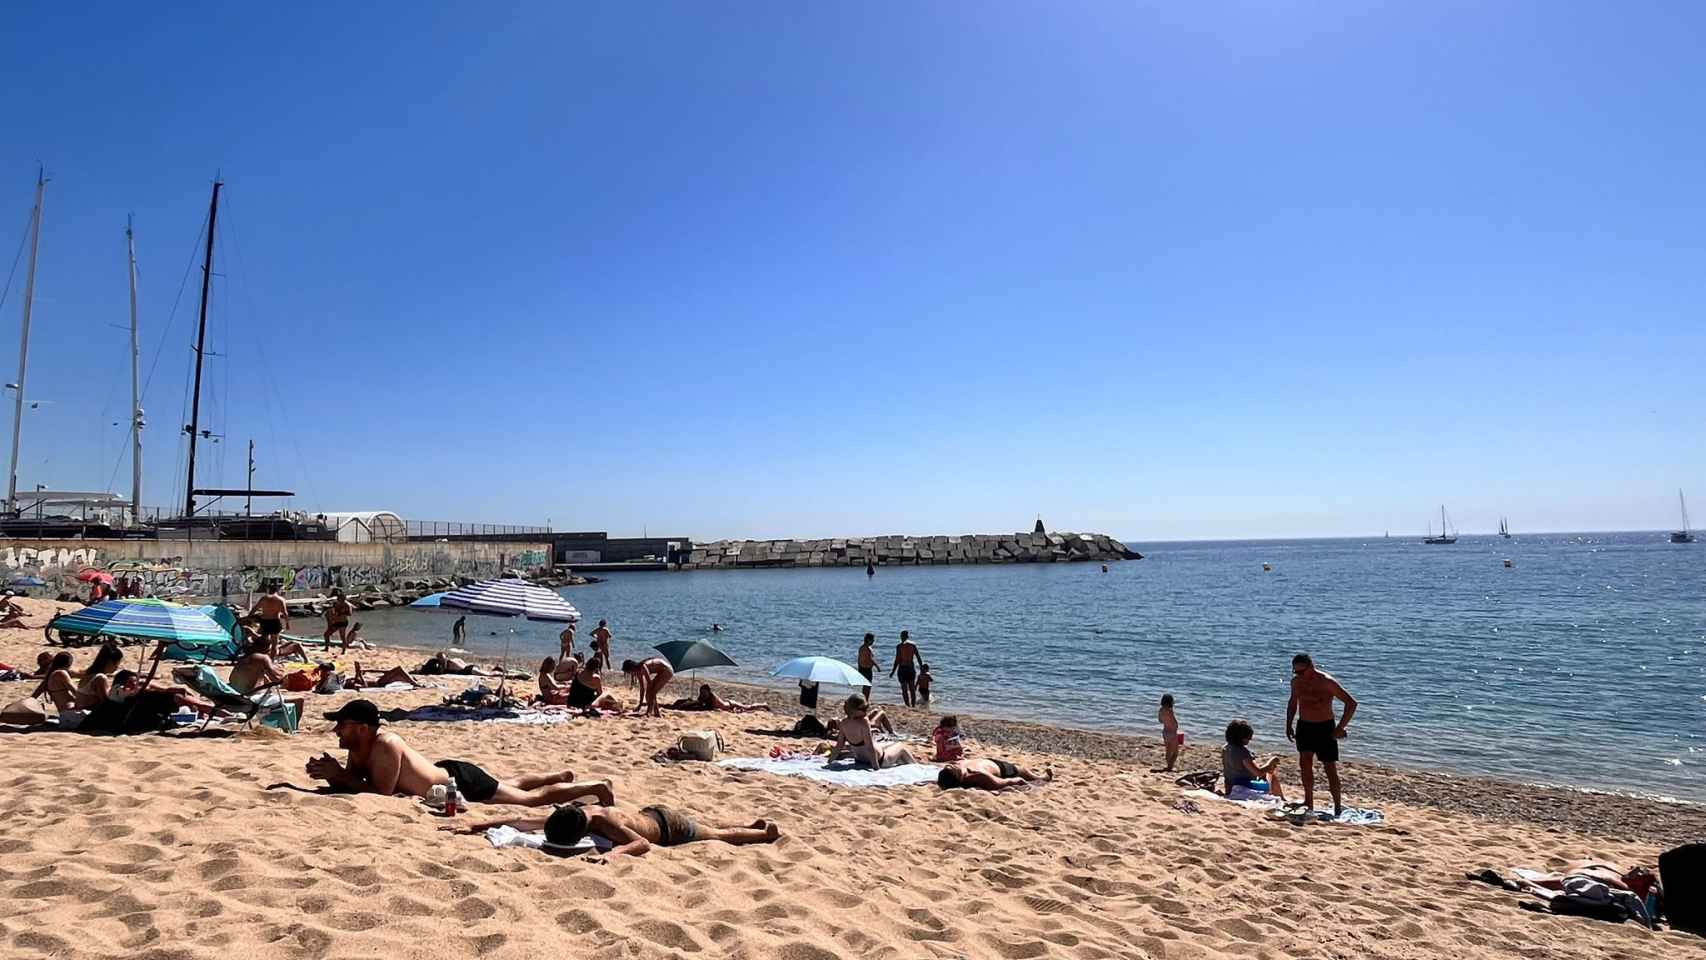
[682,532,1138,569]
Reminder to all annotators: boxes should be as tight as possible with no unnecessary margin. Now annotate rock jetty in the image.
[682,532,1139,569]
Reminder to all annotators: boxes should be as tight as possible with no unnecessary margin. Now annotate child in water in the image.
[917,663,934,705]
[1159,694,1182,771]
[931,715,964,762]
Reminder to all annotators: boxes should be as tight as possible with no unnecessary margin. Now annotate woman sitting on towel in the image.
[829,694,916,769]
[75,643,126,710]
[536,656,571,706]
[31,651,78,712]
[1222,718,1287,802]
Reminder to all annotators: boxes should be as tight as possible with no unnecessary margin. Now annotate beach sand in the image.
[1,597,1699,959]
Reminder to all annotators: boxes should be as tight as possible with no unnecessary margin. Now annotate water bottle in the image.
[445,780,460,817]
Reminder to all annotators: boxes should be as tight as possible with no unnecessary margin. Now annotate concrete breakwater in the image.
[682,531,1139,570]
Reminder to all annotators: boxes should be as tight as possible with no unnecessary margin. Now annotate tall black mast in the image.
[184,178,221,517]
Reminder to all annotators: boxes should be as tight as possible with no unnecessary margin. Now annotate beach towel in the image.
[718,756,940,787]
[403,705,575,726]
[1182,789,1386,826]
[483,825,611,856]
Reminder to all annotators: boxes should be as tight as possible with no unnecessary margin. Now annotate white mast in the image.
[6,170,46,515]
[126,215,143,520]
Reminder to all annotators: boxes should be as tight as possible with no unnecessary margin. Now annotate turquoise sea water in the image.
[353,533,1706,801]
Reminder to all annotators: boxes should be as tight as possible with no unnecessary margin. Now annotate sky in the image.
[1,1,1702,541]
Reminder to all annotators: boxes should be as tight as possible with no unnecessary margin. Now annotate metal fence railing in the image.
[0,504,551,543]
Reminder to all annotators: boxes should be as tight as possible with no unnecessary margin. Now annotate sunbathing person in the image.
[0,591,26,628]
[109,668,219,716]
[824,702,895,737]
[450,802,779,859]
[622,657,675,718]
[75,643,126,710]
[668,684,772,713]
[936,758,1052,791]
[31,652,77,711]
[31,651,54,678]
[551,652,581,684]
[536,656,570,705]
[417,652,504,676]
[829,694,917,769]
[342,622,373,652]
[561,657,623,712]
[306,699,614,805]
[1221,718,1288,802]
[228,636,285,694]
[345,662,424,689]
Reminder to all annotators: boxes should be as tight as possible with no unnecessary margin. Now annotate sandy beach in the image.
[1,597,1698,960]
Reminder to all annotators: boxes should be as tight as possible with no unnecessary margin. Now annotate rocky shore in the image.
[683,530,1140,569]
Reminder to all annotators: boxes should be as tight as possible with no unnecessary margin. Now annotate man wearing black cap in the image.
[307,699,613,807]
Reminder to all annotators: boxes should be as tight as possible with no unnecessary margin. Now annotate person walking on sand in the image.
[250,585,289,657]
[592,619,613,668]
[323,588,354,651]
[856,633,876,698]
[1286,653,1357,816]
[889,630,922,707]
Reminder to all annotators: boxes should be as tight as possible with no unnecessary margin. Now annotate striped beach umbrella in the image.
[436,578,580,622]
[48,598,232,644]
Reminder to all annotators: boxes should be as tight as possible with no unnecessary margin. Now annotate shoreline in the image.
[356,635,1706,846]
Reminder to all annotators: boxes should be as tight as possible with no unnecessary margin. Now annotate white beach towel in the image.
[1182,789,1386,826]
[403,705,574,725]
[483,825,610,855]
[718,756,940,787]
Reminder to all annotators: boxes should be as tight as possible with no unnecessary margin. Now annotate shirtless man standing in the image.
[888,630,923,707]
[250,585,290,657]
[449,801,779,859]
[1285,653,1358,816]
[323,589,354,651]
[558,622,577,662]
[856,633,876,698]
[591,619,613,668]
[305,699,614,806]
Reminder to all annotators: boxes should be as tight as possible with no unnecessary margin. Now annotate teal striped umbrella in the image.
[49,598,233,644]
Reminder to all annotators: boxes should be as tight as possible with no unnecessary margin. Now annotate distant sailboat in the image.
[1424,505,1457,545]
[1671,490,1696,544]
[1498,516,1511,539]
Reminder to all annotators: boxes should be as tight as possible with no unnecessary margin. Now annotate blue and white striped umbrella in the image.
[435,579,579,622]
[49,598,232,644]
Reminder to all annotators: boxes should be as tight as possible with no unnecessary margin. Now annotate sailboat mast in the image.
[1683,490,1692,532]
[183,179,221,518]
[6,171,46,515]
[126,216,143,520]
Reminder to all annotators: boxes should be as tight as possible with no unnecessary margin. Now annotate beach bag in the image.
[283,668,319,693]
[0,695,48,725]
[1660,843,1704,931]
[674,730,725,761]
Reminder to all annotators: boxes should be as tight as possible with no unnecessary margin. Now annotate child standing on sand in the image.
[1159,694,1181,771]
[931,715,964,762]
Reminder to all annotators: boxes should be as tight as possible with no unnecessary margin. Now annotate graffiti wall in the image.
[1,539,551,601]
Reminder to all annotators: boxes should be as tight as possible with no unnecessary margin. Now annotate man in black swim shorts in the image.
[936,757,1052,791]
[888,630,923,707]
[1286,653,1358,816]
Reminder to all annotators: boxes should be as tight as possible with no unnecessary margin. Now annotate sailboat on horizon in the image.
[1671,490,1696,544]
[1498,516,1511,539]
[1424,505,1457,544]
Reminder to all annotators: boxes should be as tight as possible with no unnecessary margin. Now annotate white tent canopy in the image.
[320,510,407,544]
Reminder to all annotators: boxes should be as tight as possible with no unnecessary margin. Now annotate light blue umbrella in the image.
[9,575,46,587]
[409,591,448,608]
[770,656,868,688]
[49,598,232,645]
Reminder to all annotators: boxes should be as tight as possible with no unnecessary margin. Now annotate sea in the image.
[352,532,1706,803]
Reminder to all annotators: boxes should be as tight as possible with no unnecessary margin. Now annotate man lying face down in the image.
[936,757,1053,792]
[451,801,780,859]
[305,699,612,807]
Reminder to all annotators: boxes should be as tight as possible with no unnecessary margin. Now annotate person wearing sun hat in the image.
[307,699,613,807]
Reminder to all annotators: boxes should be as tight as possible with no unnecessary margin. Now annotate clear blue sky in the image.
[2,1,1702,540]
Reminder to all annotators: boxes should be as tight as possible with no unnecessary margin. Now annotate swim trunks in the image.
[642,805,699,846]
[258,618,282,635]
[858,666,873,682]
[435,759,499,803]
[897,663,916,686]
[993,759,1019,779]
[1294,719,1340,763]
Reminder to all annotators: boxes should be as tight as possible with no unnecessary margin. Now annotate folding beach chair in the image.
[181,665,299,733]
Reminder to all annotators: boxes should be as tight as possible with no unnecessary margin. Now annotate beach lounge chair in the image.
[180,665,299,733]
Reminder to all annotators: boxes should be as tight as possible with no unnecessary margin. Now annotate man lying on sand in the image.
[305,699,613,806]
[417,652,505,677]
[448,802,780,859]
[936,758,1052,791]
